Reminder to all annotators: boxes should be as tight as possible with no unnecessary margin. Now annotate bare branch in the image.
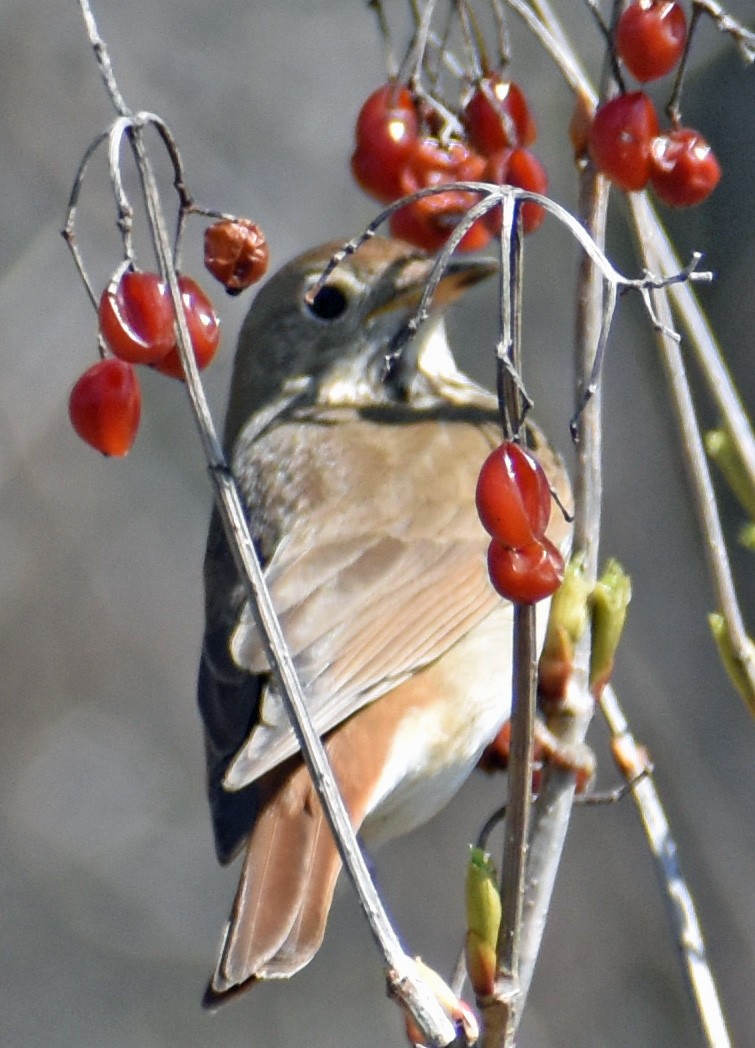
[601,686,734,1048]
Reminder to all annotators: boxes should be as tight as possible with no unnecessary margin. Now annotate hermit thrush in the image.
[198,236,571,1005]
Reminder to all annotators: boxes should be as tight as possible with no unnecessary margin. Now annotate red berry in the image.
[455,214,494,252]
[399,138,486,192]
[204,218,269,295]
[463,76,537,154]
[484,148,548,235]
[649,128,721,207]
[389,193,491,253]
[98,270,175,364]
[616,1,687,83]
[389,198,450,253]
[588,92,660,191]
[69,358,141,457]
[351,82,419,202]
[351,148,403,205]
[476,441,552,548]
[153,276,220,380]
[389,139,490,252]
[487,536,565,604]
[355,82,418,149]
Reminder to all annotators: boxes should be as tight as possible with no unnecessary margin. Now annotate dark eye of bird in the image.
[307,283,348,321]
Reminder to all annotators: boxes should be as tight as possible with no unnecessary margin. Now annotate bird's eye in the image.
[306,283,349,321]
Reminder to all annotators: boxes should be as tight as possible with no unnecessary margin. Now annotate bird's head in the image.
[223,236,495,446]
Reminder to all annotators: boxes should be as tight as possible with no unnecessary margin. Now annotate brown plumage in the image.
[198,238,571,1005]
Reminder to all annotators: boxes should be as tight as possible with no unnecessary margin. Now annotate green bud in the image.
[465,847,501,996]
[539,554,591,703]
[547,553,591,646]
[589,559,631,696]
[739,523,755,552]
[705,429,755,544]
[708,613,755,718]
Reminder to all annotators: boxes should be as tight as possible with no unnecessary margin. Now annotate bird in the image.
[197,235,571,1006]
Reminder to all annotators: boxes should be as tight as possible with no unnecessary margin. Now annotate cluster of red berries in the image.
[351,74,547,253]
[475,441,564,604]
[588,1,720,207]
[69,218,268,457]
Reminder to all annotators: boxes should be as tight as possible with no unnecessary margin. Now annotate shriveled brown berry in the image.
[204,219,269,295]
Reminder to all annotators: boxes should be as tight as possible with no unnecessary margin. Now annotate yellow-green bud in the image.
[708,612,755,718]
[539,554,591,703]
[705,428,755,523]
[589,559,631,697]
[465,847,501,997]
[738,522,755,551]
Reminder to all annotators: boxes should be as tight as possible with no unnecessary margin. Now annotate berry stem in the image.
[454,0,487,82]
[490,0,514,70]
[666,3,704,127]
[61,130,110,309]
[367,0,399,80]
[580,0,627,94]
[481,189,538,1046]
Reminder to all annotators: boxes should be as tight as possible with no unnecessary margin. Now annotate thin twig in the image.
[495,193,516,434]
[629,196,755,704]
[580,0,626,92]
[600,686,733,1048]
[629,195,755,500]
[693,0,755,63]
[72,2,459,1043]
[506,0,596,99]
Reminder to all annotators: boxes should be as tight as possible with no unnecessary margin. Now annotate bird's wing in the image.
[198,410,569,850]
[224,521,500,789]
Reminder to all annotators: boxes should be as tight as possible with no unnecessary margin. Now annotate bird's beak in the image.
[365,251,498,324]
[315,244,498,408]
[359,250,497,402]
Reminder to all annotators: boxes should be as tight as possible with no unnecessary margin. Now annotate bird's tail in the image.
[202,707,392,1007]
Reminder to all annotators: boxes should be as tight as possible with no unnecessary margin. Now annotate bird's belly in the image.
[361,604,519,847]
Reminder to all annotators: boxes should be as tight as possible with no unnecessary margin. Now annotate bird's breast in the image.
[360,603,518,848]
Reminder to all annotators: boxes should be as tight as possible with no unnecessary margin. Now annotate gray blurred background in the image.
[1,2,753,1046]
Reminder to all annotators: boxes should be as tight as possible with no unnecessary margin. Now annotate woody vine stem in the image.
[71,1,461,1044]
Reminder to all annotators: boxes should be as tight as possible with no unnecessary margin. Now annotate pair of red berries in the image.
[476,441,564,604]
[588,92,721,206]
[351,75,548,253]
[69,270,220,457]
[69,217,270,458]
